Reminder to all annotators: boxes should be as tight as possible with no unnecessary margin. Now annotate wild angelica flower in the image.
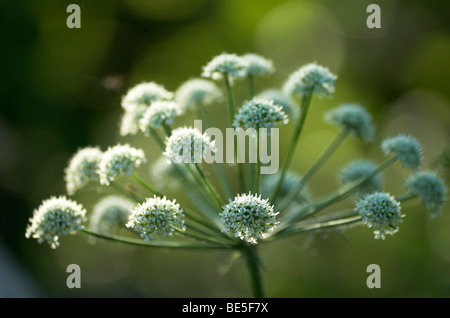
[283,62,337,98]
[90,196,134,235]
[405,171,447,218]
[241,53,274,77]
[255,89,297,120]
[201,53,248,81]
[261,171,310,205]
[233,98,289,131]
[381,134,423,170]
[98,144,146,185]
[25,196,86,249]
[120,104,148,136]
[126,196,185,241]
[325,104,375,141]
[163,127,216,164]
[121,82,173,111]
[175,78,222,111]
[139,101,181,134]
[356,192,402,240]
[150,156,181,190]
[64,147,103,195]
[339,159,382,197]
[220,193,279,244]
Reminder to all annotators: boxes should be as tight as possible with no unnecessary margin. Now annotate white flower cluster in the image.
[233,98,289,131]
[139,100,181,134]
[241,54,274,77]
[163,127,216,164]
[220,193,279,244]
[98,144,146,185]
[201,53,248,81]
[90,196,134,235]
[25,196,86,249]
[64,147,103,195]
[175,78,222,111]
[126,196,185,241]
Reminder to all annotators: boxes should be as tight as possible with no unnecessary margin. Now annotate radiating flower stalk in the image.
[26,53,447,298]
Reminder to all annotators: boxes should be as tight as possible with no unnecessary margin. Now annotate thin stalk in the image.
[174,228,232,246]
[248,75,254,100]
[194,163,224,207]
[270,90,313,202]
[185,164,222,210]
[396,192,417,202]
[111,181,143,202]
[162,123,172,136]
[254,133,261,194]
[150,128,166,149]
[81,229,232,250]
[244,245,265,298]
[277,130,347,210]
[131,172,164,197]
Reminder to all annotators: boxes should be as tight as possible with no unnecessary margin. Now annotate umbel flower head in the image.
[64,146,103,195]
[233,98,289,132]
[175,78,222,111]
[98,144,146,185]
[201,53,248,81]
[139,100,181,134]
[325,104,375,141]
[405,171,447,218]
[261,171,310,205]
[381,134,423,170]
[241,53,274,77]
[356,192,403,240]
[220,192,279,244]
[256,89,298,120]
[121,82,173,111]
[90,196,134,235]
[119,104,148,136]
[163,127,216,164]
[339,159,382,197]
[126,196,185,241]
[25,196,86,249]
[283,62,337,98]
[151,156,181,190]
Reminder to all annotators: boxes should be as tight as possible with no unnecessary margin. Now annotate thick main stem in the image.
[244,245,265,298]
[270,91,313,202]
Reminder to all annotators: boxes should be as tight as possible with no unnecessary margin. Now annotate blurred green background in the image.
[0,0,449,297]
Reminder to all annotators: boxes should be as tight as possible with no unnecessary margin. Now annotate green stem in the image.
[131,172,164,197]
[162,123,172,136]
[254,132,261,194]
[244,245,265,298]
[80,229,232,250]
[270,90,313,202]
[150,128,166,149]
[396,192,417,202]
[174,228,232,246]
[248,75,254,100]
[194,163,224,207]
[277,130,347,210]
[111,181,143,202]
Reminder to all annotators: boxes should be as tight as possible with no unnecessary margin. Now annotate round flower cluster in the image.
[126,196,185,241]
[139,100,181,134]
[150,156,181,190]
[381,134,423,170]
[255,89,297,120]
[356,192,403,240]
[201,53,248,81]
[405,171,447,218]
[64,146,103,195]
[220,193,279,244]
[261,171,310,205]
[339,159,382,197]
[233,98,289,131]
[163,127,216,164]
[25,196,86,249]
[121,82,173,111]
[283,62,337,98]
[241,53,274,77]
[175,78,222,111]
[90,196,134,235]
[325,104,375,141]
[98,144,146,185]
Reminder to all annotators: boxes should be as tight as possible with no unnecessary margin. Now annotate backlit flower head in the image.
[283,62,337,98]
[119,104,148,136]
[261,171,310,205]
[163,127,216,164]
[90,196,134,235]
[339,159,382,197]
[241,53,274,77]
[255,89,298,120]
[325,104,375,141]
[201,53,248,81]
[64,146,103,195]
[175,78,222,111]
[356,192,402,240]
[126,196,185,241]
[405,171,447,218]
[98,144,146,185]
[220,192,279,244]
[233,98,288,131]
[25,196,86,249]
[139,101,181,134]
[381,134,423,170]
[150,156,181,190]
[121,82,173,111]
